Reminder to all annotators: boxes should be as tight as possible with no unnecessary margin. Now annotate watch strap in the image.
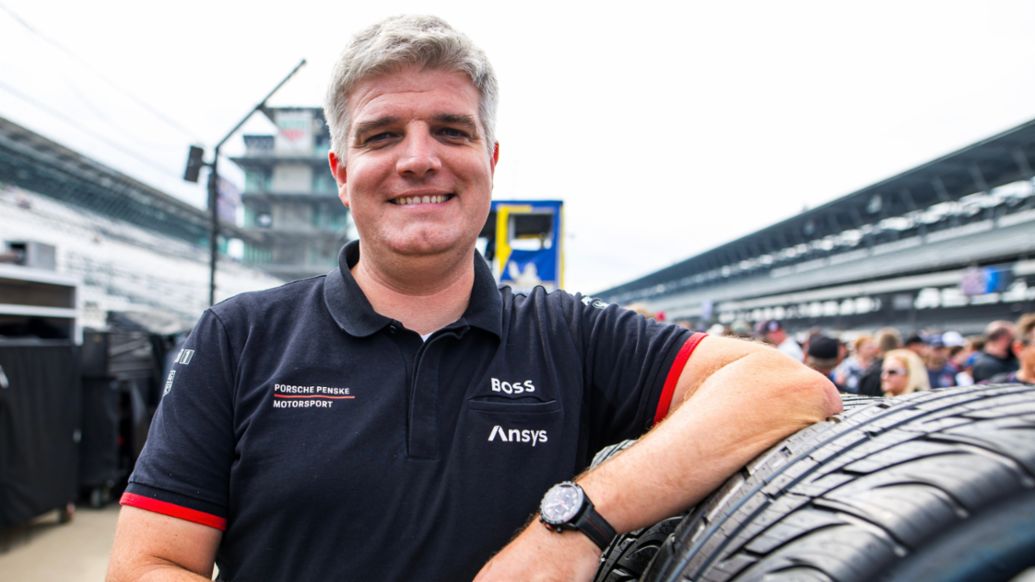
[573,496,617,550]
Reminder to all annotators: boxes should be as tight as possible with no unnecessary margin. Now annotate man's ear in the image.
[491,142,500,174]
[329,151,349,207]
[329,151,347,184]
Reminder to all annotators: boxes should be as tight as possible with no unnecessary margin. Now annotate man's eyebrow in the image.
[351,116,400,140]
[435,114,480,135]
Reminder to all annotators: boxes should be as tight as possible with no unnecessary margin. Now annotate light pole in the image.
[184,59,306,306]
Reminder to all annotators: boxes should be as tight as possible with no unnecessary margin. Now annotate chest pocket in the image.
[467,399,562,446]
[459,399,570,462]
[457,399,572,510]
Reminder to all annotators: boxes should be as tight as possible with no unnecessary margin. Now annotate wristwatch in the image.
[538,481,616,550]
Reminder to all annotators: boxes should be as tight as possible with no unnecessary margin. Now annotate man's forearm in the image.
[580,349,841,533]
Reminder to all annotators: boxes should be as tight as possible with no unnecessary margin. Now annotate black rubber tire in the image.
[595,516,685,582]
[642,383,1035,582]
[591,394,883,581]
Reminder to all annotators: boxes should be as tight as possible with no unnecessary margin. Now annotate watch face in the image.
[541,482,583,525]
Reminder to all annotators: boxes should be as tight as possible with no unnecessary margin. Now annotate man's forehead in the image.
[347,68,479,117]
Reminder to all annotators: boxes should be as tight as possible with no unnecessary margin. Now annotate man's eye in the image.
[438,127,469,139]
[364,132,396,145]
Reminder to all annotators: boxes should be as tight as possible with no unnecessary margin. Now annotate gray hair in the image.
[324,15,499,160]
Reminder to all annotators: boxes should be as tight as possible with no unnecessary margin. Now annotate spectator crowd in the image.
[634,309,1035,397]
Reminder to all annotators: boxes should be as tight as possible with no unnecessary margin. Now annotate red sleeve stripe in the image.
[653,332,707,426]
[120,492,227,531]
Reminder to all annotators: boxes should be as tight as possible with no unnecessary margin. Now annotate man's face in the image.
[329,66,497,264]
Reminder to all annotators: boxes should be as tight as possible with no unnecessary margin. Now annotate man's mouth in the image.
[391,194,454,206]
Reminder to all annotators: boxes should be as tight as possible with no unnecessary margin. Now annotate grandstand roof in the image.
[600,116,1035,297]
[0,115,254,246]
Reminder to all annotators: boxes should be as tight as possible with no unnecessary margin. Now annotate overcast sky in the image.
[2,0,1034,293]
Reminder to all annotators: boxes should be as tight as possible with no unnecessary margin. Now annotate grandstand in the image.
[598,117,1035,334]
[0,115,286,334]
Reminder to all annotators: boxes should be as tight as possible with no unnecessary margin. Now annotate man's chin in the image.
[386,238,467,259]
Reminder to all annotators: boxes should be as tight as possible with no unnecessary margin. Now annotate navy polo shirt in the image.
[123,241,699,581]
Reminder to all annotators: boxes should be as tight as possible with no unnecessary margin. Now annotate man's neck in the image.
[351,249,475,336]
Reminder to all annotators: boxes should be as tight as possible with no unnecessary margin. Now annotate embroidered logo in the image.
[162,370,176,396]
[580,296,608,310]
[174,349,195,365]
[272,383,354,409]
[490,377,536,395]
[487,425,549,447]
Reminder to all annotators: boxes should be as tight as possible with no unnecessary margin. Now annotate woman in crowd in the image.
[881,348,931,396]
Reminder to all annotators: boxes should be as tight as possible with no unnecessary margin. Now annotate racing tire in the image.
[591,394,883,581]
[640,383,1035,581]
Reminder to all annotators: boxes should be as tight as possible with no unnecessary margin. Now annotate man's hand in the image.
[474,521,602,582]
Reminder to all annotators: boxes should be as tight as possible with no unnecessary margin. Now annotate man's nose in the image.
[396,130,442,177]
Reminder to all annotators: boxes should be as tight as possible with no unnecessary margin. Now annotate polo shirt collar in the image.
[323,240,502,339]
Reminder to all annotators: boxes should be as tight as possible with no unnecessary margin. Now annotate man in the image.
[756,319,805,361]
[107,16,839,581]
[988,314,1034,385]
[925,336,957,389]
[903,333,930,360]
[804,334,844,388]
[972,320,1018,383]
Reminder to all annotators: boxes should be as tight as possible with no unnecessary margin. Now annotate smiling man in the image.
[108,15,840,582]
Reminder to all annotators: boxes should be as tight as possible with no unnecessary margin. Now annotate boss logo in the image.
[490,377,536,395]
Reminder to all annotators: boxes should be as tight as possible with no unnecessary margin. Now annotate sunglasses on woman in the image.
[881,368,906,377]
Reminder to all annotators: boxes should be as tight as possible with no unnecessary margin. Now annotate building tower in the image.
[231,107,350,282]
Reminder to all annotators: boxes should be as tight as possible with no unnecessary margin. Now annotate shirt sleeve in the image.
[120,308,237,530]
[565,293,701,453]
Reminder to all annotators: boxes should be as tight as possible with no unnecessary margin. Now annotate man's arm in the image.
[475,335,843,580]
[107,506,221,581]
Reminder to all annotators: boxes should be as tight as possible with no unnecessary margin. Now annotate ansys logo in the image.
[487,425,549,447]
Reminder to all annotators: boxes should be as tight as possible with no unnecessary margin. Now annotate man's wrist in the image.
[538,481,617,550]
[530,515,604,555]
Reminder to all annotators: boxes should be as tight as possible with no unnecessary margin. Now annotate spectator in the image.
[952,336,981,387]
[805,334,844,388]
[881,349,931,396]
[858,327,902,396]
[972,320,1018,382]
[987,313,1035,385]
[756,320,804,362]
[925,337,957,388]
[904,333,930,360]
[834,334,877,394]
